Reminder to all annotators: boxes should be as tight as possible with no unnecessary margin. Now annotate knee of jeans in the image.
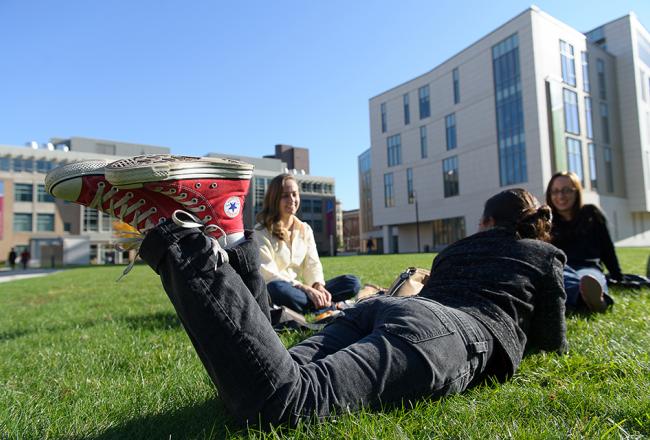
[266,280,288,294]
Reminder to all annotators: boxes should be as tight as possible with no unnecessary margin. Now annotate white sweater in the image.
[253,218,325,287]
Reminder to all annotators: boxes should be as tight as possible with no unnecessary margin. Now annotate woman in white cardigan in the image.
[254,174,361,314]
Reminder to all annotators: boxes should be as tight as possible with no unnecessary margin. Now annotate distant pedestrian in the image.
[20,249,30,270]
[366,238,374,254]
[8,248,17,270]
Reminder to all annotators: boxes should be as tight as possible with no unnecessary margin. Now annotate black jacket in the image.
[420,227,567,378]
[550,204,622,279]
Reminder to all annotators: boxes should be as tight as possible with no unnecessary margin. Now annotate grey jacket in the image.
[420,227,568,378]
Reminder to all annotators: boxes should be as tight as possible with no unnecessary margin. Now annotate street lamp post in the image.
[414,191,421,253]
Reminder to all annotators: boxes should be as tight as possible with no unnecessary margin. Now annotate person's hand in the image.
[301,283,331,309]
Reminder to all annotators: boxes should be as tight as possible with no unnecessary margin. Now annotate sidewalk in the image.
[0,268,61,283]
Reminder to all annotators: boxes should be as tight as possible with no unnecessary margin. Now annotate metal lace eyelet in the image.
[198,205,206,211]
[170,188,176,194]
[98,182,105,188]
[126,192,133,198]
[204,216,212,221]
[191,198,198,204]
[195,183,201,188]
[209,183,217,189]
[159,217,166,223]
[151,207,157,212]
[180,193,187,198]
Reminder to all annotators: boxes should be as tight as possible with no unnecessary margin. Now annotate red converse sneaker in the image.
[44,160,171,231]
[104,155,253,241]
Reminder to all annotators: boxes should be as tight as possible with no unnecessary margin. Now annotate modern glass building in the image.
[366,6,650,253]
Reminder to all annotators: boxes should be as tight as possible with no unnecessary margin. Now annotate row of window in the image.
[563,90,610,142]
[565,138,615,193]
[385,114,457,167]
[14,183,55,203]
[384,156,459,208]
[13,213,55,232]
[380,67,461,133]
[560,40,607,100]
[0,157,59,174]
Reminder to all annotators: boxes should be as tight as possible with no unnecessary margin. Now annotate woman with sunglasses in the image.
[545,171,621,312]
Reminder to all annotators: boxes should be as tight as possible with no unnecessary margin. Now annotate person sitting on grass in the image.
[254,173,360,314]
[545,171,620,312]
[45,155,567,427]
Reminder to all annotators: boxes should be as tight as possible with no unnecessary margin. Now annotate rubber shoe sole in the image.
[44,160,108,200]
[579,274,608,313]
[105,154,254,188]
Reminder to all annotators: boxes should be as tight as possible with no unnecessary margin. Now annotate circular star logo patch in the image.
[224,196,241,218]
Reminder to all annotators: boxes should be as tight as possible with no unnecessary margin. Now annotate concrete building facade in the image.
[366,7,650,254]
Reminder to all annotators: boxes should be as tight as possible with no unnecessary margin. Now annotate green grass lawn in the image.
[1,248,649,439]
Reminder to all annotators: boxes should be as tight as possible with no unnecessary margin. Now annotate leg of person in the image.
[575,267,612,312]
[288,296,378,365]
[325,274,362,303]
[226,231,271,322]
[274,296,493,423]
[563,265,581,308]
[266,280,312,314]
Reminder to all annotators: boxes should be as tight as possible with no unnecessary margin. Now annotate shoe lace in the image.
[151,184,215,221]
[170,210,229,267]
[113,209,228,282]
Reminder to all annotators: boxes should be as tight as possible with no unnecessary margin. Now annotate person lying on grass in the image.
[45,154,567,427]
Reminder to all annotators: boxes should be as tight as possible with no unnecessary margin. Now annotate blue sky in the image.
[2,1,650,210]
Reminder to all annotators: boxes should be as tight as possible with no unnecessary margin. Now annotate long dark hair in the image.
[483,188,552,241]
[545,171,583,219]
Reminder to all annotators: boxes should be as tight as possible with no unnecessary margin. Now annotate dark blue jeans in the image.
[139,222,495,426]
[267,275,361,313]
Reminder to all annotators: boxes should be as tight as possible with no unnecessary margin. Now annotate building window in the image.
[312,200,322,214]
[64,222,71,232]
[600,102,610,143]
[37,213,55,232]
[83,207,99,232]
[13,158,34,173]
[492,33,527,186]
[37,184,54,202]
[403,93,410,125]
[445,113,457,150]
[420,126,428,158]
[432,217,465,249]
[418,85,430,119]
[582,52,590,93]
[14,183,33,202]
[387,134,402,167]
[566,138,583,183]
[380,102,387,133]
[13,213,33,231]
[406,168,414,204]
[0,157,10,171]
[452,67,460,104]
[36,160,54,174]
[563,89,580,135]
[597,59,606,99]
[604,146,614,192]
[560,40,576,87]
[384,173,394,207]
[588,143,597,189]
[585,97,593,139]
[301,199,312,214]
[443,156,459,197]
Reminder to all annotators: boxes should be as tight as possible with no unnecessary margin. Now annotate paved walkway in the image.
[0,268,61,283]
